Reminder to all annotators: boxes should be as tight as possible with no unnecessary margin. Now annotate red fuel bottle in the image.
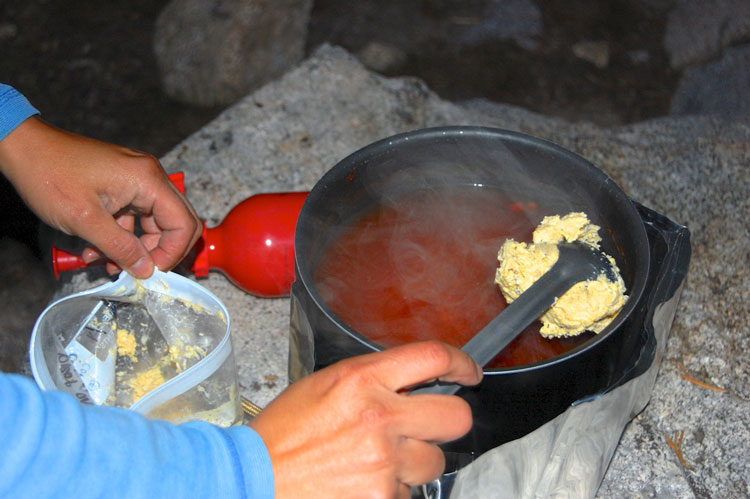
[51,173,308,297]
[189,191,307,296]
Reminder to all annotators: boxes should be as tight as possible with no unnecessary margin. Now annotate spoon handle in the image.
[462,266,580,366]
[411,252,592,396]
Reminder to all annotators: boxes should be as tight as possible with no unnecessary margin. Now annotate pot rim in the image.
[295,126,651,374]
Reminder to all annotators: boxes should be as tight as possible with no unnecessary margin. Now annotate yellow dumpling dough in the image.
[116,329,138,359]
[495,212,627,338]
[532,212,601,246]
[129,365,166,402]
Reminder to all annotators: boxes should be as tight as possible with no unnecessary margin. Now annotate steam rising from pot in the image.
[313,142,592,365]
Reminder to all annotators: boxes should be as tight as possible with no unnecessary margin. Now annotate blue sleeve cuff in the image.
[175,421,276,498]
[213,423,276,498]
[0,84,40,141]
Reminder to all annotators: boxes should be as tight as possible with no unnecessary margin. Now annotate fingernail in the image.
[476,363,484,380]
[129,256,153,279]
[81,248,98,263]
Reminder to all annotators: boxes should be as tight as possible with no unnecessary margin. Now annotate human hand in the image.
[250,341,483,498]
[0,117,202,278]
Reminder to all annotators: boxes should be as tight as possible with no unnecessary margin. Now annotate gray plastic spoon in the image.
[411,241,618,395]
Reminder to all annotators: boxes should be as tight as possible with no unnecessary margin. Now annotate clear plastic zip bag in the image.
[30,269,241,427]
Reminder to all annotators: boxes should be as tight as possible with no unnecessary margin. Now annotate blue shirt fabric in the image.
[0,84,39,141]
[0,373,274,498]
[0,84,275,498]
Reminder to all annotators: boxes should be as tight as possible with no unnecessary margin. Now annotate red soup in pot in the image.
[313,186,594,368]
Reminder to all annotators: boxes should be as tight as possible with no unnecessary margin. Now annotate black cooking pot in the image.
[289,127,653,456]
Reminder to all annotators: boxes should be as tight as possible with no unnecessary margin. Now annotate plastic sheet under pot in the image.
[288,127,691,497]
[30,269,241,426]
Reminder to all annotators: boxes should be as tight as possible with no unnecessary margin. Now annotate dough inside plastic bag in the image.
[30,270,241,427]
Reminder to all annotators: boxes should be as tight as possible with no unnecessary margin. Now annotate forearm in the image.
[0,373,274,498]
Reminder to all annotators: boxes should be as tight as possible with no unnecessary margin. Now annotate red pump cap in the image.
[168,171,185,194]
[51,246,87,279]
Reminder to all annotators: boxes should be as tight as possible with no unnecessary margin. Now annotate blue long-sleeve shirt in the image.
[0,84,275,498]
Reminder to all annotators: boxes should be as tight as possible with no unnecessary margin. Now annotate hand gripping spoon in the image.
[412,241,618,396]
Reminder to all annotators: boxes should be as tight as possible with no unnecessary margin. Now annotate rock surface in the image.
[37,45,750,497]
[663,0,750,69]
[670,44,750,122]
[154,0,313,106]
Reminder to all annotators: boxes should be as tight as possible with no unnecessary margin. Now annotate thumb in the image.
[78,215,155,278]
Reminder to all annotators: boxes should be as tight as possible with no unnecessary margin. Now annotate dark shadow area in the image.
[307,0,678,125]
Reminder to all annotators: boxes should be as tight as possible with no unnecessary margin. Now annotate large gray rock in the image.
[153,0,313,107]
[670,43,750,122]
[52,45,750,496]
[663,0,750,69]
